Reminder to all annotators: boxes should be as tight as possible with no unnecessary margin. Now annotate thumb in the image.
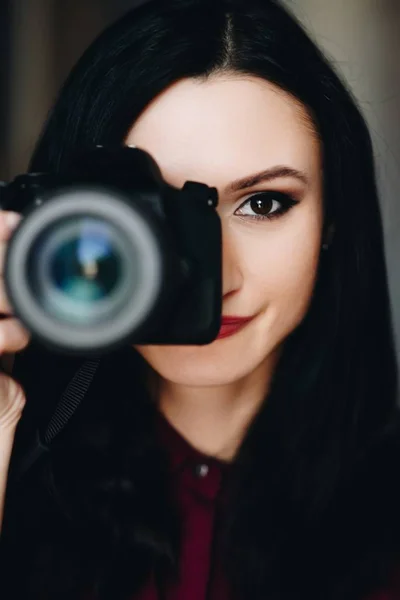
[0,373,26,432]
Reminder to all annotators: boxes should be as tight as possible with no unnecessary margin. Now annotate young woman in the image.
[0,0,399,598]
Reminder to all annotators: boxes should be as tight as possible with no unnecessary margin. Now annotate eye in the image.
[234,191,299,222]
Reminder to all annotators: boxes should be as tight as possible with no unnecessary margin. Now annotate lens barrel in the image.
[4,185,175,355]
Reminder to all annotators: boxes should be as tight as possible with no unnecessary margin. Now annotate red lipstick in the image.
[216,315,255,339]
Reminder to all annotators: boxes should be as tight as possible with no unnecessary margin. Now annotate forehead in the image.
[125,75,320,188]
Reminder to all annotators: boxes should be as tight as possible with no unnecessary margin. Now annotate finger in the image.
[0,318,30,355]
[0,373,26,431]
[0,213,21,279]
[0,212,22,242]
[0,243,5,277]
[0,280,13,315]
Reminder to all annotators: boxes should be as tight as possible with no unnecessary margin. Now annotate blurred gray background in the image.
[0,0,399,367]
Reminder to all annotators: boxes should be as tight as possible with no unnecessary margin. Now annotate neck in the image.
[146,350,281,461]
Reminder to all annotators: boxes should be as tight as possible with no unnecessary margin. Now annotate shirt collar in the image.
[156,410,231,501]
[156,410,229,473]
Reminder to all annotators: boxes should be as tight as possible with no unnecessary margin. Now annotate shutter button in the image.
[195,464,209,478]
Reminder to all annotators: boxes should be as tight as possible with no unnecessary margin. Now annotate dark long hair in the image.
[1,0,398,599]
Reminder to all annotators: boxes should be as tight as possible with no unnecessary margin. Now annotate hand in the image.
[0,212,31,432]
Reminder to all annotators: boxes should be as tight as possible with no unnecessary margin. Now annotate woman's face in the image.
[125,74,323,388]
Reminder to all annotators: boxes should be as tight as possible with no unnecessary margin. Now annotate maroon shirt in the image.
[83,411,400,600]
[138,413,400,600]
[135,412,232,600]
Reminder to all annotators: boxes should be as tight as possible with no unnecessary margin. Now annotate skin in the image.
[125,74,324,461]
[0,211,30,531]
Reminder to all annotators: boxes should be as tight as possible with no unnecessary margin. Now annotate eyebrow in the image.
[225,165,309,193]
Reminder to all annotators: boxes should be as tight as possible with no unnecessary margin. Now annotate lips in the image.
[216,315,254,339]
[221,316,253,325]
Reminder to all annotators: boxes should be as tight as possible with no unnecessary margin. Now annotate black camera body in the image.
[0,146,222,356]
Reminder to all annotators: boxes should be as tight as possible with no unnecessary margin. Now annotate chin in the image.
[134,340,276,390]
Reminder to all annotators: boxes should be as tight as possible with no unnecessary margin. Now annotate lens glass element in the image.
[50,229,120,301]
[27,216,138,325]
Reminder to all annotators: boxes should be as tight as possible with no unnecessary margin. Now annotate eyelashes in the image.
[234,191,300,222]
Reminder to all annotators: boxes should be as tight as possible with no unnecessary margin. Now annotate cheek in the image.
[240,211,323,326]
[133,204,323,385]
[265,243,321,327]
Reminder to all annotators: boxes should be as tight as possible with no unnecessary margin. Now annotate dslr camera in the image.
[0,146,222,356]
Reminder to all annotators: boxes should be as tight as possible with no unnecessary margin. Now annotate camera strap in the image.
[10,357,101,485]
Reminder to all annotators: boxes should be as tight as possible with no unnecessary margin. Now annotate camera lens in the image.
[28,217,133,325]
[5,187,167,354]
